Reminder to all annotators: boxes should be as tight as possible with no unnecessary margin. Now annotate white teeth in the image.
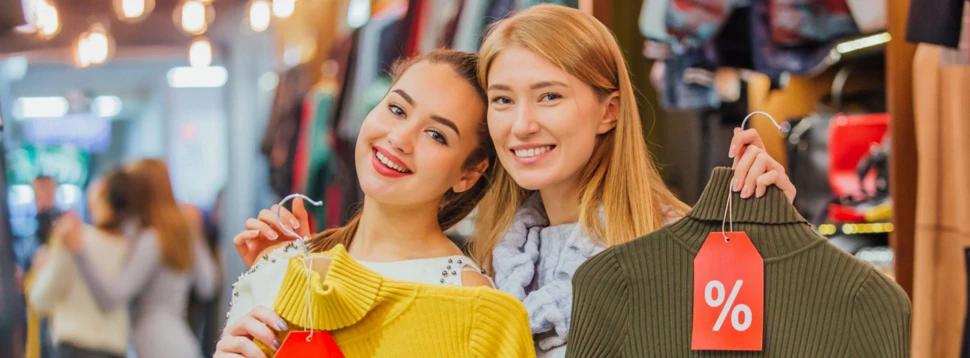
[514,146,553,158]
[376,151,409,173]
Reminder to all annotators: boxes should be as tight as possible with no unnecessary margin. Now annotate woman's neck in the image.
[539,176,583,226]
[348,196,457,262]
[94,224,125,239]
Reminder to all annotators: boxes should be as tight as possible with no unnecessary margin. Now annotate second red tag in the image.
[276,330,345,358]
[691,232,764,351]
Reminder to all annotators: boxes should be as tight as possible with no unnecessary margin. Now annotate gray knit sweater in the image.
[492,194,678,357]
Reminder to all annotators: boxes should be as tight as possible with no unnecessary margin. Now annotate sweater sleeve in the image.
[847,271,912,358]
[566,248,629,358]
[28,246,71,314]
[191,237,219,300]
[73,231,161,312]
[469,291,536,358]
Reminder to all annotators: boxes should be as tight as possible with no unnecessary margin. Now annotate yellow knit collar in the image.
[274,244,384,330]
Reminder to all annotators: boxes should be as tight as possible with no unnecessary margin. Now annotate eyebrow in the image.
[391,89,414,106]
[431,115,461,138]
[487,81,570,91]
[391,89,461,138]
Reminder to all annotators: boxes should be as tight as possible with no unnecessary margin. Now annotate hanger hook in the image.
[276,193,324,251]
[740,111,783,132]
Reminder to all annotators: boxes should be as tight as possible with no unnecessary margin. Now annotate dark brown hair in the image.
[306,49,496,252]
[99,168,132,230]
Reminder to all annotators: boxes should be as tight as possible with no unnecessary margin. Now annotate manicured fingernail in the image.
[742,185,751,198]
[277,320,288,331]
[273,340,281,350]
[248,230,260,237]
[267,230,279,240]
[728,145,736,158]
[289,219,300,229]
[732,178,740,192]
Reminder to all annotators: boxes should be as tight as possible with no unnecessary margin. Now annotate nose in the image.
[511,104,540,138]
[386,122,415,154]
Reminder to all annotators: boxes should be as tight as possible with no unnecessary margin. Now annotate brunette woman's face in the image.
[355,61,488,206]
[485,46,618,193]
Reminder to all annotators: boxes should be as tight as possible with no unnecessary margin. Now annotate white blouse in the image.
[226,241,489,326]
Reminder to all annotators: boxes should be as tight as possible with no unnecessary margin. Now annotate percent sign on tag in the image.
[692,232,764,351]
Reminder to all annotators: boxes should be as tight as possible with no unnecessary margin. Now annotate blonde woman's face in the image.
[486,46,616,193]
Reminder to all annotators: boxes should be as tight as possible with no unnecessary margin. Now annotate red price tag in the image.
[692,232,764,351]
[276,331,345,358]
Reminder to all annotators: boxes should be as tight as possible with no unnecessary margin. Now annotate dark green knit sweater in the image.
[567,168,911,358]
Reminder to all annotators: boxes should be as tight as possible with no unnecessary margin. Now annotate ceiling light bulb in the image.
[273,0,295,18]
[249,0,271,32]
[189,37,213,67]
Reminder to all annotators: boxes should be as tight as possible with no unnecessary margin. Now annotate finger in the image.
[756,170,797,202]
[292,199,311,238]
[742,152,772,198]
[729,128,765,159]
[257,206,297,240]
[216,336,269,358]
[213,353,245,358]
[249,306,289,332]
[233,230,261,247]
[239,318,279,350]
[245,218,278,241]
[731,146,762,192]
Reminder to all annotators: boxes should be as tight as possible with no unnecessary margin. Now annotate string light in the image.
[189,37,213,67]
[74,22,115,68]
[249,0,271,32]
[114,0,154,23]
[174,0,214,35]
[272,0,295,18]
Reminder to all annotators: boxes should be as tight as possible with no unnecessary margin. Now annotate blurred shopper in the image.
[29,175,62,358]
[32,176,61,251]
[27,170,132,358]
[187,188,225,356]
[62,159,219,358]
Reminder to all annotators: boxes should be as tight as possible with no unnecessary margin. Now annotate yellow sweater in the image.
[264,244,535,357]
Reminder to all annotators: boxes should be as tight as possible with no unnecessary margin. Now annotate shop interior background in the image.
[0,0,949,356]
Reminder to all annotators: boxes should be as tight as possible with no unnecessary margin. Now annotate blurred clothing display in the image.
[906,0,965,48]
[911,40,970,358]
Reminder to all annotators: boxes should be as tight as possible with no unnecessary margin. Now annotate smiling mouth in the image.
[375,150,412,174]
[512,145,555,158]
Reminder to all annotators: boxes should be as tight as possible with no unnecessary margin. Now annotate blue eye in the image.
[427,130,447,144]
[389,104,405,117]
[490,96,512,105]
[541,93,562,102]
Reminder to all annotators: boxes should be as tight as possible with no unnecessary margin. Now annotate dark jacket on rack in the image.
[568,167,911,358]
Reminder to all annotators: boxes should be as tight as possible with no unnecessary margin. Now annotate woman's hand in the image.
[233,200,310,268]
[729,128,797,204]
[214,306,288,358]
[54,212,83,253]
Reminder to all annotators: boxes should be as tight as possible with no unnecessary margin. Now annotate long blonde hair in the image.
[126,159,194,271]
[470,4,689,271]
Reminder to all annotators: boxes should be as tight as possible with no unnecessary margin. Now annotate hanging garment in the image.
[911,41,970,358]
[487,0,517,27]
[767,0,859,47]
[655,42,721,110]
[906,0,965,48]
[234,244,533,357]
[639,0,672,42]
[418,0,460,53]
[303,89,338,232]
[568,167,911,358]
[453,0,490,51]
[748,3,834,77]
[665,0,734,48]
[226,242,490,327]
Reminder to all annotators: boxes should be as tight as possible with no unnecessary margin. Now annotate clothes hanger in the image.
[275,193,330,342]
[721,111,784,241]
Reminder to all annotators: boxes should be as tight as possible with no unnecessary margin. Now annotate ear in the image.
[452,159,489,193]
[597,91,620,134]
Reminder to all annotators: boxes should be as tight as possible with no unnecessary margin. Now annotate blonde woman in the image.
[469,4,796,356]
[62,159,219,358]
